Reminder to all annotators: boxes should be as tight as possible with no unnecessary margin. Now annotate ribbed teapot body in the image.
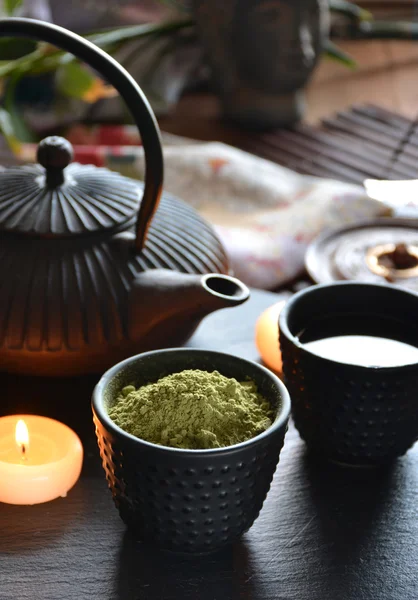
[0,192,229,376]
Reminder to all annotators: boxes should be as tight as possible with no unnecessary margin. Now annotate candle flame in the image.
[15,419,29,449]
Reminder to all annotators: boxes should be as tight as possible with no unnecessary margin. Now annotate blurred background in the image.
[2,1,418,292]
[3,0,418,145]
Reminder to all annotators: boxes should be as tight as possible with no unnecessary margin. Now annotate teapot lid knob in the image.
[37,136,73,186]
[0,133,142,237]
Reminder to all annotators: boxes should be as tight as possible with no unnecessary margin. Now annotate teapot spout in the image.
[200,273,250,309]
[128,270,249,348]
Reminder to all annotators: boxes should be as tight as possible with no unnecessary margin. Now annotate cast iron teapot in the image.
[0,18,249,376]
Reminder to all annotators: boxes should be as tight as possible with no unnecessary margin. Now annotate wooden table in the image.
[0,289,417,600]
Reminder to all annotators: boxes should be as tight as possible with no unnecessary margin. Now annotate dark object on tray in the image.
[305,218,418,291]
[279,282,418,466]
[192,0,328,128]
[92,348,290,554]
[0,18,249,377]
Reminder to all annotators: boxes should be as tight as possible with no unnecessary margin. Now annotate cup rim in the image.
[92,348,291,456]
[279,281,418,371]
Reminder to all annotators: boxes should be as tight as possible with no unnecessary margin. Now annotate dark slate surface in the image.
[0,289,417,600]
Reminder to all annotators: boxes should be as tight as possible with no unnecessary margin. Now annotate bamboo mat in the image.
[241,104,418,185]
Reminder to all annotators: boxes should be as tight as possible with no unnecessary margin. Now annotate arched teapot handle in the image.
[0,17,163,252]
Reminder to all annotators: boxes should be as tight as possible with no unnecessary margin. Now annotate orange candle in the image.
[0,415,83,505]
[255,300,286,373]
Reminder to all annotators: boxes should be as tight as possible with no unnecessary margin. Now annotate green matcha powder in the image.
[109,369,274,449]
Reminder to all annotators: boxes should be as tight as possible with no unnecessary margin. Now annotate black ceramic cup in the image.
[92,348,290,553]
[279,282,418,466]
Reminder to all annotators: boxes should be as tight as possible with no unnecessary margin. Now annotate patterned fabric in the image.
[21,125,386,289]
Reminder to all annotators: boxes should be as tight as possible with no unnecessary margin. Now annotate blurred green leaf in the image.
[3,72,35,143]
[0,19,194,80]
[357,20,418,40]
[329,0,373,21]
[0,39,36,59]
[0,47,44,78]
[86,19,194,48]
[324,40,357,68]
[56,61,117,103]
[3,0,22,15]
[0,107,22,154]
[56,61,97,100]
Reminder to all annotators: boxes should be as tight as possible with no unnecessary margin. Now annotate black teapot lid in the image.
[0,136,141,237]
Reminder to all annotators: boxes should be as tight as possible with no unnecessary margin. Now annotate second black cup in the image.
[279,282,418,466]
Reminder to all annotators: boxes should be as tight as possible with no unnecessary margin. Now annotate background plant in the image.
[0,0,416,154]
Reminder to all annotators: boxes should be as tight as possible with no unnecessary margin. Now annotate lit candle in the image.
[0,415,83,505]
[255,301,286,373]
